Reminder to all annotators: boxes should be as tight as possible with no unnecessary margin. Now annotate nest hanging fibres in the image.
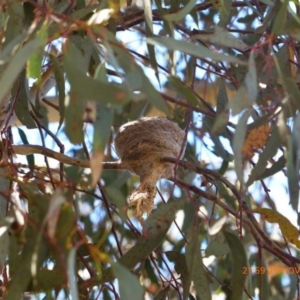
[114,117,186,222]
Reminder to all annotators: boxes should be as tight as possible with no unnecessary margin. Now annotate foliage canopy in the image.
[0,0,300,299]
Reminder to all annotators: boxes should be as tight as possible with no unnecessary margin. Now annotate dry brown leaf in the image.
[90,151,105,187]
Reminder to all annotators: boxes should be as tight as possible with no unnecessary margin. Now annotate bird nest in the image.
[115,117,186,222]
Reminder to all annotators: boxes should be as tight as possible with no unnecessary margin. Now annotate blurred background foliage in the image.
[0,0,300,299]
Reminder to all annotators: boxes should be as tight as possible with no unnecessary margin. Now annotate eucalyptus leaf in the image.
[223,230,248,300]
[164,0,197,22]
[232,109,252,186]
[112,262,144,300]
[245,51,258,103]
[186,219,211,300]
[68,248,79,300]
[49,54,65,131]
[12,69,36,128]
[194,25,248,50]
[147,37,246,64]
[0,39,43,106]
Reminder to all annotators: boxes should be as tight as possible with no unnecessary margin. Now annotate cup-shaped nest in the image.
[115,117,186,222]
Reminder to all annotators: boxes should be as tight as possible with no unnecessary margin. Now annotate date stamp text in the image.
[243,266,300,275]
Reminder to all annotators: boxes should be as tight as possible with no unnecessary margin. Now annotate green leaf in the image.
[164,0,197,22]
[219,0,232,27]
[64,41,129,107]
[12,69,36,128]
[0,223,9,271]
[185,219,211,300]
[147,37,246,64]
[68,248,79,300]
[194,26,248,50]
[212,81,229,134]
[3,2,24,47]
[246,125,280,186]
[49,54,65,131]
[245,51,258,102]
[0,38,43,105]
[65,91,84,145]
[33,269,65,291]
[144,258,159,286]
[105,36,169,114]
[223,230,248,300]
[229,86,253,116]
[93,104,113,152]
[143,0,153,32]
[258,155,285,180]
[165,251,190,298]
[205,234,230,257]
[112,262,144,300]
[168,75,199,106]
[232,109,252,186]
[94,61,108,82]
[272,0,288,35]
[86,200,185,285]
[0,167,10,221]
[18,127,35,167]
[70,3,104,20]
[286,274,298,300]
[287,134,299,211]
[27,22,48,85]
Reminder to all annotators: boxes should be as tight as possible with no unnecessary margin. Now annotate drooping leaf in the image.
[85,200,185,285]
[0,221,9,272]
[68,248,79,300]
[212,80,229,134]
[0,38,43,105]
[147,37,246,64]
[112,262,144,300]
[245,51,258,103]
[194,25,248,50]
[205,233,230,257]
[43,189,65,239]
[3,1,24,47]
[64,91,85,145]
[0,167,11,221]
[27,22,48,85]
[253,208,300,248]
[49,54,65,131]
[91,103,114,185]
[101,32,169,114]
[286,135,299,211]
[223,230,248,300]
[271,0,288,35]
[70,3,103,20]
[63,40,129,107]
[186,219,211,300]
[12,69,36,128]
[164,0,197,22]
[168,75,199,106]
[229,86,252,116]
[165,251,189,298]
[232,109,251,186]
[143,0,153,32]
[17,127,35,167]
[219,0,232,27]
[258,155,286,180]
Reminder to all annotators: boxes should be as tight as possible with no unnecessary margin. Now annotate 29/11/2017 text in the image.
[243,267,300,275]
